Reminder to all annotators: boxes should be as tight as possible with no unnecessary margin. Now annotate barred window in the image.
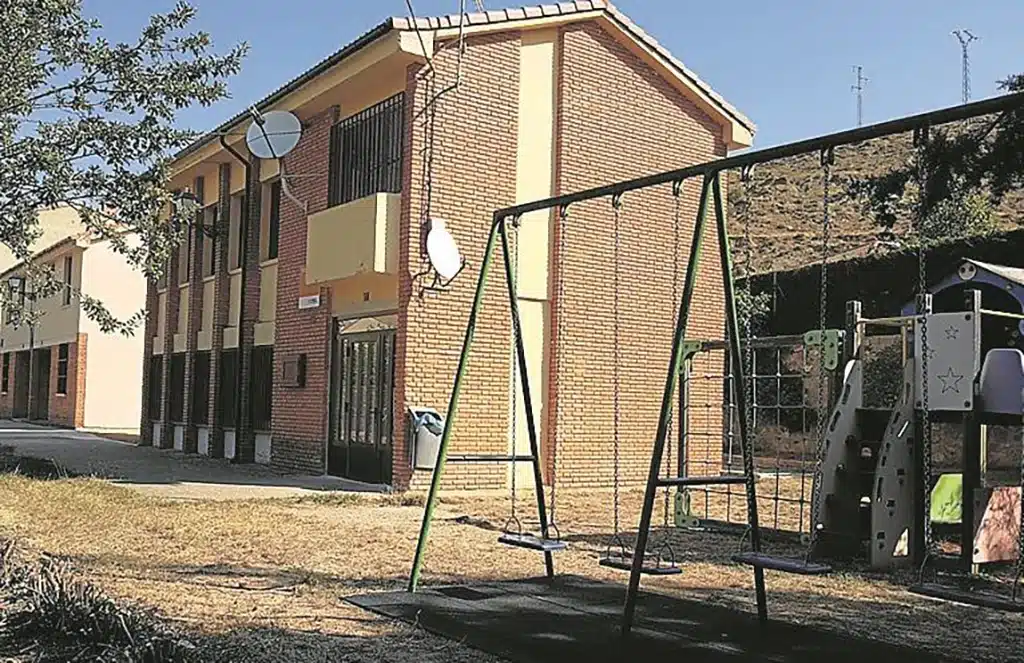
[327,93,405,207]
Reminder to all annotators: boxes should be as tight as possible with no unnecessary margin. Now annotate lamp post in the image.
[7,275,35,420]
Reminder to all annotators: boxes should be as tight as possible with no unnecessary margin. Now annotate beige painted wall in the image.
[510,30,558,480]
[79,235,146,433]
[153,291,167,355]
[198,278,215,350]
[2,245,84,352]
[225,271,242,348]
[306,192,400,284]
[330,272,398,318]
[259,262,278,323]
[0,206,86,276]
[176,284,189,335]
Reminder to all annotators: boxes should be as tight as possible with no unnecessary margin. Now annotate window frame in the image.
[56,343,69,395]
[147,355,163,421]
[62,256,73,306]
[250,345,273,431]
[192,351,211,425]
[202,205,218,277]
[168,352,186,422]
[263,180,281,262]
[228,194,247,271]
[327,93,405,208]
[1,353,9,394]
[177,230,191,285]
[218,348,239,428]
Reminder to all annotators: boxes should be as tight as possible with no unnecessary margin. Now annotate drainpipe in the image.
[219,135,252,463]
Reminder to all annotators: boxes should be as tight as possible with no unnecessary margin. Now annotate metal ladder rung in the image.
[658,475,747,487]
[447,454,536,463]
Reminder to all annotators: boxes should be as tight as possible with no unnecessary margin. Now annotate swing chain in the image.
[915,126,935,562]
[550,205,571,530]
[508,215,521,529]
[664,183,683,529]
[612,193,623,537]
[807,146,834,556]
[1014,414,1024,601]
[742,169,755,464]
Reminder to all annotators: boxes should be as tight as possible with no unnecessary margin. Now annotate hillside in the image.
[726,114,1024,274]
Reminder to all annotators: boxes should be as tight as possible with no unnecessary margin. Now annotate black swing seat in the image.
[731,551,832,575]
[498,532,567,553]
[599,555,682,576]
[909,583,1024,613]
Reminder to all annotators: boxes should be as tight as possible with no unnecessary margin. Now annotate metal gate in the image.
[328,326,396,485]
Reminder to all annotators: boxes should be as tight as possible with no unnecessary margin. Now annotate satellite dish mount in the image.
[244,108,308,213]
[415,218,467,296]
[245,108,302,160]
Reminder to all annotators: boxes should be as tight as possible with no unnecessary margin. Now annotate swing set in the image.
[406,89,1024,636]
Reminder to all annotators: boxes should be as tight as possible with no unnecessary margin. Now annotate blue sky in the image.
[83,0,1024,149]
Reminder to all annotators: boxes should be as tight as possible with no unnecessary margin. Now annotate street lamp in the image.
[172,190,222,240]
[7,275,35,420]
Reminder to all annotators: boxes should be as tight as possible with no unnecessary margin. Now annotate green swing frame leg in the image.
[621,172,767,636]
[408,216,554,593]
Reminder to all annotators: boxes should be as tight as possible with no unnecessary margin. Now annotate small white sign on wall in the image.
[298,294,321,310]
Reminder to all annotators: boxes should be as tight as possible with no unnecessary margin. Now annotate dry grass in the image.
[0,474,1022,662]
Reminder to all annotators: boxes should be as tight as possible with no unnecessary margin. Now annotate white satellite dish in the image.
[426,219,463,280]
[245,110,302,159]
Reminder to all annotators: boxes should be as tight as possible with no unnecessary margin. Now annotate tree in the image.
[0,0,246,332]
[848,75,1023,245]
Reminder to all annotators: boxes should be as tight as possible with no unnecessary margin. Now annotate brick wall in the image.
[158,234,181,448]
[207,162,232,458]
[48,335,87,428]
[391,24,728,491]
[552,23,727,486]
[182,175,206,454]
[236,160,263,464]
[138,279,159,445]
[269,107,337,474]
[393,31,521,491]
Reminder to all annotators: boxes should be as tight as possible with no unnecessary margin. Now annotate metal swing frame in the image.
[405,92,1024,622]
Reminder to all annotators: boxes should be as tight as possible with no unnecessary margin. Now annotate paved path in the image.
[0,421,385,501]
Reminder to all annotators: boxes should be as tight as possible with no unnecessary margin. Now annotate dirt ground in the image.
[0,473,1022,663]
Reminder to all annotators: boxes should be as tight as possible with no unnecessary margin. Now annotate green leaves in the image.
[0,0,247,335]
[848,73,1023,248]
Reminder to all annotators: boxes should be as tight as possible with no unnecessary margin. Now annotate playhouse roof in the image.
[899,258,1024,316]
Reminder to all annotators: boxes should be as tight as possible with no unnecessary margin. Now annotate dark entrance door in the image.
[12,351,29,418]
[31,348,51,421]
[328,326,396,484]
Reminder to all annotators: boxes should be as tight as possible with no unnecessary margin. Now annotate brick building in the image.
[0,207,146,434]
[144,1,754,490]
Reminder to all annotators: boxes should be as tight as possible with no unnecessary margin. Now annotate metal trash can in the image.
[409,407,444,470]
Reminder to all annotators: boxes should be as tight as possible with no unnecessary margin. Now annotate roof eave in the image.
[170,19,396,166]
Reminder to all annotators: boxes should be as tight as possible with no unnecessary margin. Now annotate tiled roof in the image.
[174,2,752,163]
[392,1,754,134]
